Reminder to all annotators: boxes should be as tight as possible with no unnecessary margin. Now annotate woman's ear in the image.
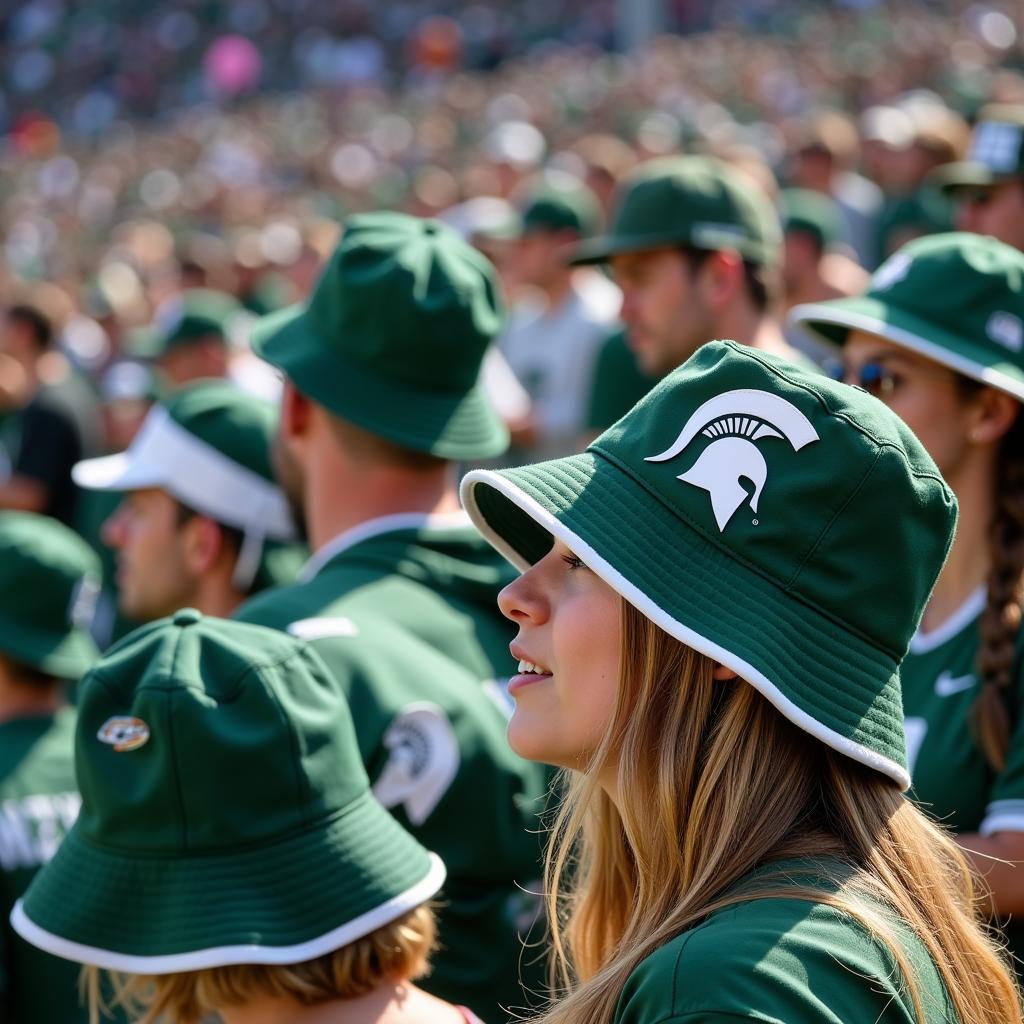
[712,663,739,681]
[968,388,1020,446]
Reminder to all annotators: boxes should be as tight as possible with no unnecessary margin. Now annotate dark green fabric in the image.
[585,329,657,432]
[464,341,958,786]
[0,512,100,678]
[792,232,1024,397]
[570,156,781,267]
[901,596,1024,979]
[236,521,549,1017]
[613,860,958,1023]
[520,179,602,236]
[781,188,844,251]
[250,212,509,460]
[0,710,97,1023]
[18,613,437,959]
[149,288,239,354]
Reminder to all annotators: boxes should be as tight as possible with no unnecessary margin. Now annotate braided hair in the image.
[973,403,1024,771]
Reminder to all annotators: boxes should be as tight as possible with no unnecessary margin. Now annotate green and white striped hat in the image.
[73,380,297,589]
[11,611,444,970]
[462,341,958,789]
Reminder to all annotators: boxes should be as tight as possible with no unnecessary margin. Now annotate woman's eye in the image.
[561,553,585,570]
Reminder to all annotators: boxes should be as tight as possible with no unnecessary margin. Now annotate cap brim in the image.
[72,452,167,493]
[789,298,1024,402]
[13,790,444,971]
[929,161,1016,194]
[251,305,509,461]
[567,233,649,266]
[461,457,909,789]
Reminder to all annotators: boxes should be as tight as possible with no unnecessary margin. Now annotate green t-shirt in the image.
[235,512,549,1018]
[586,329,657,433]
[901,587,1024,968]
[0,709,86,1022]
[614,861,957,1024]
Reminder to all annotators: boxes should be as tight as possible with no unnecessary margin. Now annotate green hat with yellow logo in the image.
[11,611,445,970]
[569,156,781,267]
[250,211,509,460]
[462,341,957,789]
[789,232,1024,402]
[0,512,101,679]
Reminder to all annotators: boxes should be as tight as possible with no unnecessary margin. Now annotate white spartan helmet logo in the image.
[645,388,819,532]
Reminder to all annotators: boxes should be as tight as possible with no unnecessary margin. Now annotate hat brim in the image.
[0,620,99,679]
[461,456,909,789]
[929,161,1018,194]
[789,297,1024,402]
[567,231,690,266]
[72,451,167,493]
[251,305,509,461]
[13,790,445,972]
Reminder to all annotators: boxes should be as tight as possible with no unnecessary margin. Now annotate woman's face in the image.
[497,538,622,771]
[841,331,977,479]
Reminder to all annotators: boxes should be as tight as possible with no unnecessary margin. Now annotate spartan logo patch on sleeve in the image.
[371,703,459,826]
[646,389,819,531]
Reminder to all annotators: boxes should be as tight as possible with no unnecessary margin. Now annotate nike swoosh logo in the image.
[934,671,976,697]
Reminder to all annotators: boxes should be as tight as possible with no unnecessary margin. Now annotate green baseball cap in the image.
[11,611,445,970]
[462,341,957,789]
[251,212,509,461]
[930,105,1024,194]
[148,289,242,357]
[781,188,843,251]
[73,380,298,589]
[789,232,1024,402]
[0,512,101,679]
[569,156,781,267]
[518,175,602,237]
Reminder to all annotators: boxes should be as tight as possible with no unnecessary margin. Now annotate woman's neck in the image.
[219,981,464,1024]
[921,454,996,632]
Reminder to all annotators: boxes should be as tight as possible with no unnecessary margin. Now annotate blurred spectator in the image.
[73,380,302,625]
[143,288,239,387]
[0,512,104,1024]
[780,189,869,361]
[572,156,803,385]
[790,111,883,268]
[500,173,620,458]
[933,105,1024,253]
[0,304,97,525]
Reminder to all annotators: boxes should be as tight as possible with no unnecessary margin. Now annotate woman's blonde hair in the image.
[534,601,1021,1024]
[82,903,437,1024]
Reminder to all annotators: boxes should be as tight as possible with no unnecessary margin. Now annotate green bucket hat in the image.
[250,211,509,461]
[789,232,1024,402]
[462,341,957,789]
[72,380,298,589]
[930,104,1024,194]
[0,512,101,679]
[569,156,781,267]
[781,188,843,251]
[518,175,602,237]
[147,288,242,357]
[11,611,445,971]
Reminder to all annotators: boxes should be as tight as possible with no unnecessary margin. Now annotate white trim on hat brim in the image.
[788,302,1024,403]
[72,406,296,541]
[11,853,445,973]
[460,470,911,790]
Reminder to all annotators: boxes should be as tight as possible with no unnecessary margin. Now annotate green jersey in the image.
[235,512,549,1018]
[614,860,957,1024]
[901,586,1024,966]
[0,709,85,1022]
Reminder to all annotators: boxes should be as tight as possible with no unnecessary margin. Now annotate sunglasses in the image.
[827,360,901,398]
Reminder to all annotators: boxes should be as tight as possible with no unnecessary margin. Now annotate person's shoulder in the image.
[616,895,933,1024]
[233,576,334,629]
